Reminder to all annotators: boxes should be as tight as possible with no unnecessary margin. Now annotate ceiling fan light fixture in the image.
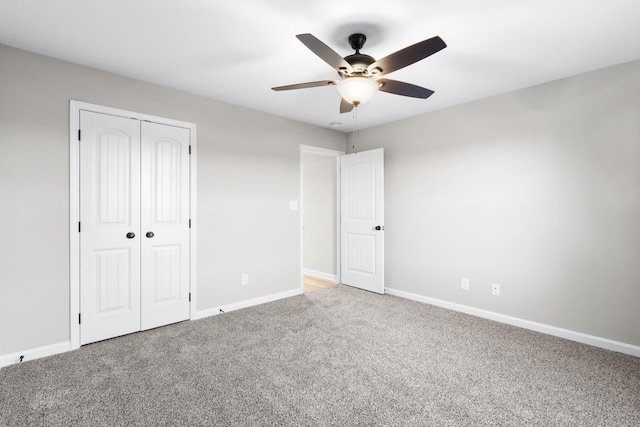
[273,33,447,113]
[337,77,378,106]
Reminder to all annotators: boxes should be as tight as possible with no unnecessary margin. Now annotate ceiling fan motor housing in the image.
[343,53,375,74]
[342,33,376,76]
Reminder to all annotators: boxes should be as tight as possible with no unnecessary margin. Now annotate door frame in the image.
[299,145,344,290]
[69,100,197,350]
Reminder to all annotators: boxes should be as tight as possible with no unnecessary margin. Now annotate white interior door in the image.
[140,121,191,330]
[340,148,384,294]
[80,111,141,344]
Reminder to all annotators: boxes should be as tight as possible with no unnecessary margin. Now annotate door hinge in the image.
[78,313,81,324]
[188,145,192,155]
[189,292,191,302]
[78,222,81,232]
[78,129,81,141]
[189,219,191,228]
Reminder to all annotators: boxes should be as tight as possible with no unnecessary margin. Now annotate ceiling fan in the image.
[272,33,447,113]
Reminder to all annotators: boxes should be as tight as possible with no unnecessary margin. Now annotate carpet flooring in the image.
[1,285,639,426]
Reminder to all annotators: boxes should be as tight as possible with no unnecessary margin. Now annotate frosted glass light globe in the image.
[337,77,378,106]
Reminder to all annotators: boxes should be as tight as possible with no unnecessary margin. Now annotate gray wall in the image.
[2,42,639,356]
[0,44,346,354]
[302,153,338,277]
[349,59,640,346]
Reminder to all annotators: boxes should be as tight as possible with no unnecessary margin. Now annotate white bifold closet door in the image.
[79,110,190,345]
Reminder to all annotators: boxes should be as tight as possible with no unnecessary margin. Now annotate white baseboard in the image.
[0,341,72,369]
[303,269,338,282]
[385,287,640,358]
[193,287,303,320]
[8,287,633,370]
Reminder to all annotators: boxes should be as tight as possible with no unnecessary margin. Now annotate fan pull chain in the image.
[352,105,358,154]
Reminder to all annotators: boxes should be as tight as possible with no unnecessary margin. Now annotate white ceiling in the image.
[1,0,639,132]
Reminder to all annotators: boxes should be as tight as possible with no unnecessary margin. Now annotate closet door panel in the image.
[79,111,141,345]
[140,121,191,330]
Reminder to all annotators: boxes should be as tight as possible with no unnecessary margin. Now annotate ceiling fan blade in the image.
[297,33,354,74]
[340,98,354,114]
[367,36,446,76]
[377,78,435,99]
[272,80,337,91]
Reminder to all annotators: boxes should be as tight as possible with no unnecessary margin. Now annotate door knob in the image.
[126,232,135,239]
[375,225,384,231]
[146,232,155,238]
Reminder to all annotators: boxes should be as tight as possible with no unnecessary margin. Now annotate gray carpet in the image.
[1,285,639,426]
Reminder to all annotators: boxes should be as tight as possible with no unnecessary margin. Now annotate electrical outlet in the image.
[492,283,500,296]
[461,277,470,290]
[241,274,248,286]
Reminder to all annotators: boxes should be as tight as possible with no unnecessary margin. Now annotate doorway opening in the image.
[300,145,343,292]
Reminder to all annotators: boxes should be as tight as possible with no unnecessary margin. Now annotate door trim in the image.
[299,145,344,291]
[69,100,197,350]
